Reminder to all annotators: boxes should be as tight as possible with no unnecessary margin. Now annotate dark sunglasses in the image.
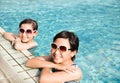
[51,43,71,52]
[19,29,33,34]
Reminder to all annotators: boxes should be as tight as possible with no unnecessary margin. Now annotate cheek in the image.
[51,49,55,54]
[19,34,22,37]
[27,34,34,38]
[63,52,72,58]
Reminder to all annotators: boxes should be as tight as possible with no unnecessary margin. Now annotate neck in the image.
[61,60,74,66]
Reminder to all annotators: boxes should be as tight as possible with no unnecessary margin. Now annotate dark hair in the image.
[19,18,38,30]
[53,31,79,61]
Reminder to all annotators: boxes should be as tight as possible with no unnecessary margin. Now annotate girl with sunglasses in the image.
[26,31,82,83]
[1,18,38,50]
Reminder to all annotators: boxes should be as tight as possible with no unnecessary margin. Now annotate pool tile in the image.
[12,65,24,73]
[21,50,34,59]
[0,79,9,83]
[23,78,37,83]
[15,57,28,64]
[2,54,13,60]
[10,52,25,59]
[21,64,31,70]
[17,72,31,80]
[27,69,40,77]
[33,77,40,83]
[5,49,19,54]
[7,59,18,66]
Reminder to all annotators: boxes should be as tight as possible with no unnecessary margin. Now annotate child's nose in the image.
[23,32,27,36]
[54,48,60,54]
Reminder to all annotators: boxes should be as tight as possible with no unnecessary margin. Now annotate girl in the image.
[1,18,38,50]
[26,31,82,83]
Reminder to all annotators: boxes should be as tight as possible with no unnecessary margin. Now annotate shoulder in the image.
[71,64,82,81]
[34,41,38,46]
[27,41,38,48]
[51,64,82,82]
[71,64,79,68]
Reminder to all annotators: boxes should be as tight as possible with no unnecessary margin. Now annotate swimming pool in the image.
[0,0,120,82]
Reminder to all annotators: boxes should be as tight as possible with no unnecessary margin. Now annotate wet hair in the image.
[53,30,79,61]
[19,18,38,30]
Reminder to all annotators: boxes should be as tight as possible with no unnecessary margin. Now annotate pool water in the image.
[0,0,120,82]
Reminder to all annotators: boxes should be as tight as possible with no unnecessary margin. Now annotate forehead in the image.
[20,24,33,30]
[54,38,70,47]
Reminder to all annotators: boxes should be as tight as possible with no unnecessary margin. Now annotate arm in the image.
[25,55,56,68]
[25,56,69,70]
[40,68,62,83]
[26,56,82,82]
[40,67,82,83]
[3,32,16,42]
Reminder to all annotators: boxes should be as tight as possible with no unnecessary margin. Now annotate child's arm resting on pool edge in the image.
[3,32,17,43]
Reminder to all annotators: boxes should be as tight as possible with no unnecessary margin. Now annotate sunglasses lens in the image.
[60,46,67,52]
[51,43,67,52]
[51,44,57,49]
[19,29,24,33]
[26,30,32,34]
[19,29,32,34]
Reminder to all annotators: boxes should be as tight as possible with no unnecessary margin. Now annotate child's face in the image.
[19,24,37,43]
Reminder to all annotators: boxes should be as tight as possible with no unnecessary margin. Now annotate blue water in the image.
[0,0,120,82]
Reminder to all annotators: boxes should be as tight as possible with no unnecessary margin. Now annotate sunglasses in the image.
[51,43,71,52]
[19,29,34,34]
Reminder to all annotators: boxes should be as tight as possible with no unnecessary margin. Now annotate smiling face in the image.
[19,24,37,43]
[51,38,76,64]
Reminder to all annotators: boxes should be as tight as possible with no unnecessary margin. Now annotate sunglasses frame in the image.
[51,43,71,52]
[19,29,34,34]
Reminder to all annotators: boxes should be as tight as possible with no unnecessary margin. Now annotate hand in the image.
[12,40,15,46]
[55,64,77,73]
[12,36,21,46]
[14,37,21,42]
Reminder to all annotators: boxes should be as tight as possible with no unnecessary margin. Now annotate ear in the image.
[71,50,77,57]
[34,31,38,37]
